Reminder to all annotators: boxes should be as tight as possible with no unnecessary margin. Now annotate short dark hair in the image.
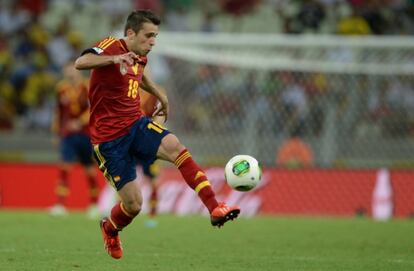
[124,10,161,36]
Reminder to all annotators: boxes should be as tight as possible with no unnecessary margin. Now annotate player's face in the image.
[129,22,158,56]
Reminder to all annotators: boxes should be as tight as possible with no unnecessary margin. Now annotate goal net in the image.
[151,33,414,168]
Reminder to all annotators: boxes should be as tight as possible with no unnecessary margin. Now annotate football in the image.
[224,155,262,192]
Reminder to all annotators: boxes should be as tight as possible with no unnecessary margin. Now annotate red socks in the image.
[104,149,219,236]
[104,202,136,236]
[87,175,99,204]
[56,170,98,205]
[174,149,218,213]
[149,187,157,217]
[56,169,69,205]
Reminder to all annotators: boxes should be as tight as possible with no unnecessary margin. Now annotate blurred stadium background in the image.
[1,0,414,165]
[0,1,414,216]
[1,1,414,270]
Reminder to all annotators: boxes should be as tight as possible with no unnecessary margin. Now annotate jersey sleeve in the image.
[81,36,118,56]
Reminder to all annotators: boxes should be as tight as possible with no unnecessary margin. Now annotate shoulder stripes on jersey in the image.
[97,37,116,50]
[118,39,128,52]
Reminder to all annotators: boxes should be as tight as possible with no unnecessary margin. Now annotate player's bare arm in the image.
[140,72,169,121]
[74,52,138,70]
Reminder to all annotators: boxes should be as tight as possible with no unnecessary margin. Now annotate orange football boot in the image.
[100,218,123,259]
[210,202,240,227]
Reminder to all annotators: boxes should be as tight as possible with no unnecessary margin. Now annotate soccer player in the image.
[139,89,163,227]
[75,10,240,259]
[50,61,99,219]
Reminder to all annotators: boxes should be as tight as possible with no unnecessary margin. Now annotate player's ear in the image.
[126,28,136,38]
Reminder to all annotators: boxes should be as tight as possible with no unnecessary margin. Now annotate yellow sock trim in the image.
[195,180,210,193]
[108,217,119,230]
[195,171,205,180]
[174,151,191,168]
[120,202,134,218]
[150,200,157,208]
[56,186,69,196]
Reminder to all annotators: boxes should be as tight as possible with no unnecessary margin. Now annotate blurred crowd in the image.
[271,0,414,35]
[0,0,414,133]
[178,66,414,139]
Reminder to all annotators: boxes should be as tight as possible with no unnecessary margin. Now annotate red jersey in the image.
[56,79,89,137]
[86,37,147,144]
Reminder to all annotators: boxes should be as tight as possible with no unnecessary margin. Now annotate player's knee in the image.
[169,142,186,161]
[122,199,141,216]
[159,134,186,161]
[172,141,186,155]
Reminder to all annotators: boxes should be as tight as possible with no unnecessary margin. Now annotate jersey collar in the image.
[118,39,147,65]
[119,39,129,52]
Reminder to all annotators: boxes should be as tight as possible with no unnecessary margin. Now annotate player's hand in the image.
[113,52,138,65]
[152,95,169,122]
[113,52,138,75]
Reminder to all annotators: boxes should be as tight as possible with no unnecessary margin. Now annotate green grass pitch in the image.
[1,211,413,271]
